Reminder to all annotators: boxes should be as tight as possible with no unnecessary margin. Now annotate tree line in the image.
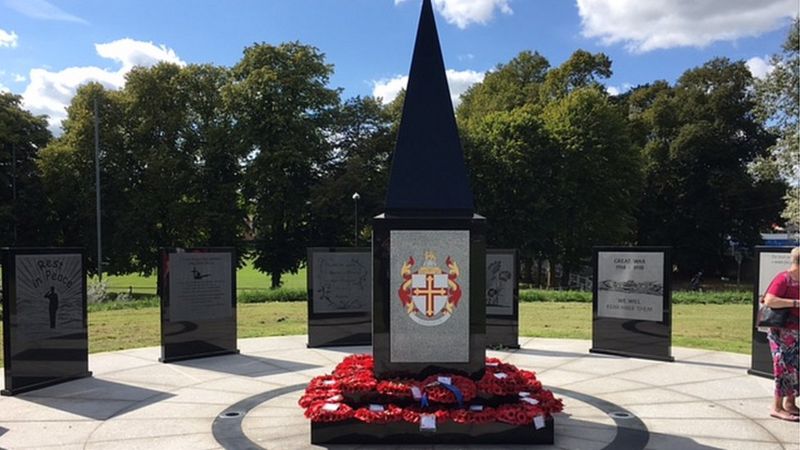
[1,25,796,288]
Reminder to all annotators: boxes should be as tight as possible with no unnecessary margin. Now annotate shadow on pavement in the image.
[18,378,174,420]
[173,353,320,378]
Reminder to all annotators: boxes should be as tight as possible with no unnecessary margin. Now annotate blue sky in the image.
[0,0,795,133]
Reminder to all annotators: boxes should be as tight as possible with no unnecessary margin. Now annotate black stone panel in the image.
[307,247,371,347]
[2,247,91,396]
[590,246,674,362]
[372,214,486,379]
[311,417,554,445]
[159,248,238,363]
[486,249,519,348]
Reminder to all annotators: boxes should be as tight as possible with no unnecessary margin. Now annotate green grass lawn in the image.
[99,261,307,294]
[0,302,753,367]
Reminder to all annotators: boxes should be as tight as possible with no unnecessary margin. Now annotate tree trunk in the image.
[536,258,545,289]
[271,271,282,289]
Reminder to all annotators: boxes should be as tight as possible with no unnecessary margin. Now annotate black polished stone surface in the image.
[486,249,519,349]
[307,247,371,347]
[159,248,238,363]
[384,0,473,217]
[590,246,674,362]
[2,247,91,396]
[748,246,791,378]
[311,417,554,445]
[372,214,486,379]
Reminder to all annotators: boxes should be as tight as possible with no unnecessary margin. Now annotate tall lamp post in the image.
[352,192,360,246]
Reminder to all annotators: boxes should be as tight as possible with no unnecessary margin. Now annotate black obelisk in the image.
[385,0,474,217]
[372,0,486,378]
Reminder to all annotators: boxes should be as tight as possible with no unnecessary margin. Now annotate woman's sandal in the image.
[770,410,800,422]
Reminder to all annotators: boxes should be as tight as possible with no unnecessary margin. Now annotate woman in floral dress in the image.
[763,247,800,421]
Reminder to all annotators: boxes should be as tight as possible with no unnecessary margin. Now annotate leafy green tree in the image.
[632,59,785,274]
[753,19,799,228]
[458,51,549,128]
[0,92,52,246]
[38,83,131,274]
[178,65,247,252]
[542,87,641,280]
[464,105,560,275]
[227,42,340,288]
[310,96,394,246]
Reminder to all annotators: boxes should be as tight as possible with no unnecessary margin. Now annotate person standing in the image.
[44,286,59,329]
[763,247,800,421]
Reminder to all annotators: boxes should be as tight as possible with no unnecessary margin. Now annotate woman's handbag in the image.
[757,272,791,329]
[757,302,790,328]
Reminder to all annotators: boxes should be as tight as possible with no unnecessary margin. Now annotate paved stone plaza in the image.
[0,336,797,449]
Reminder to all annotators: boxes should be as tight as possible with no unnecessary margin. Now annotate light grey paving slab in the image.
[616,361,751,386]
[556,373,654,395]
[667,374,774,401]
[530,368,600,387]
[626,401,744,420]
[85,432,221,450]
[599,386,700,406]
[752,419,800,446]
[0,421,100,448]
[191,376,284,395]
[645,433,783,450]
[86,352,160,376]
[716,398,783,420]
[87,417,211,442]
[646,418,776,441]
[544,354,660,376]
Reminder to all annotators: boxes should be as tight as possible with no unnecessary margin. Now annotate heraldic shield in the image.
[398,250,461,326]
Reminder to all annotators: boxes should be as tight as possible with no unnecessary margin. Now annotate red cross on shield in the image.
[411,273,449,317]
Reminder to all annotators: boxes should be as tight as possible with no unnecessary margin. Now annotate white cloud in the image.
[0,28,18,47]
[746,56,774,79]
[577,0,796,53]
[606,82,632,96]
[0,82,8,93]
[13,73,25,82]
[21,38,185,133]
[372,68,485,107]
[4,0,87,24]
[395,0,512,29]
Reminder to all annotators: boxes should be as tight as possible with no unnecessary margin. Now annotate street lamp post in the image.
[352,192,360,246]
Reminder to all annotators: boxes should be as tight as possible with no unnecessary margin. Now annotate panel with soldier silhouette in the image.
[2,248,91,395]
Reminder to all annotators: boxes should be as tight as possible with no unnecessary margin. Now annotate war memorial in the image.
[0,1,798,449]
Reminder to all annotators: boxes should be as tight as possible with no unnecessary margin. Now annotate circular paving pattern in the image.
[214,383,647,450]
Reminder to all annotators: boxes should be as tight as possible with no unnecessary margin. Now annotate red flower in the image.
[496,403,546,425]
[304,402,354,423]
[353,404,404,424]
[450,407,497,424]
[402,405,450,424]
[376,379,419,398]
[420,375,477,404]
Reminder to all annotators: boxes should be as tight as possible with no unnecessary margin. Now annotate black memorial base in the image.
[590,318,674,362]
[311,417,554,445]
[307,316,371,348]
[486,320,520,349]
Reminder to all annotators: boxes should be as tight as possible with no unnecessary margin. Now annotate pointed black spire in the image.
[384,0,474,217]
